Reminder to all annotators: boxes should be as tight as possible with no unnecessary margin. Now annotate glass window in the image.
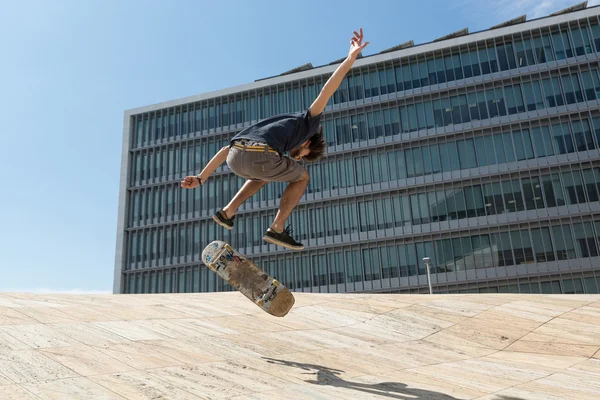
[346,158,356,187]
[431,190,447,222]
[531,125,554,157]
[515,37,535,67]
[554,30,573,60]
[457,138,477,169]
[516,230,534,264]
[409,195,420,225]
[497,43,517,71]
[435,239,452,272]
[381,109,392,137]
[480,46,499,74]
[434,57,446,84]
[443,55,455,82]
[400,106,410,133]
[581,69,600,101]
[553,224,577,260]
[531,227,555,262]
[543,77,565,108]
[450,96,462,124]
[584,276,598,294]
[522,81,545,111]
[426,59,437,85]
[368,112,377,140]
[445,189,462,220]
[513,129,534,161]
[484,182,505,215]
[561,73,584,104]
[472,234,494,268]
[486,89,499,118]
[432,99,443,128]
[496,232,514,266]
[551,122,574,155]
[461,50,473,78]
[594,117,600,146]
[394,66,404,92]
[591,23,600,52]
[505,85,525,114]
[574,222,598,258]
[474,137,488,167]
[563,171,586,205]
[572,26,593,56]
[541,280,561,294]
[421,146,432,176]
[533,34,554,63]
[390,150,404,179]
[363,155,373,184]
[438,142,450,172]
[464,186,483,217]
[430,144,442,174]
[379,69,389,95]
[467,93,480,121]
[388,107,400,134]
[502,181,516,213]
[523,177,545,210]
[401,64,412,90]
[563,278,584,294]
[543,173,562,207]
[582,168,599,202]
[407,105,419,132]
[441,97,453,126]
[474,91,489,120]
[419,62,430,88]
[492,134,507,164]
[447,141,460,171]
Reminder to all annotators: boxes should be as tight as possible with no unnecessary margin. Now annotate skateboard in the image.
[201,240,295,317]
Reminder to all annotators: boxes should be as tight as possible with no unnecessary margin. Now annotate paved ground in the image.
[0,292,599,399]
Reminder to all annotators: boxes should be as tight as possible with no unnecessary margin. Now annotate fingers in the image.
[180,176,197,189]
[351,28,364,46]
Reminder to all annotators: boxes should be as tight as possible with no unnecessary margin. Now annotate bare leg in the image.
[222,179,267,218]
[270,172,310,232]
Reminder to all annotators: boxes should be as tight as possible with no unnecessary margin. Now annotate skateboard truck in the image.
[208,244,236,272]
[257,279,280,307]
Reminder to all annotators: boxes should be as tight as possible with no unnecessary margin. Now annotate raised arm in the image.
[309,28,369,117]
[180,146,230,189]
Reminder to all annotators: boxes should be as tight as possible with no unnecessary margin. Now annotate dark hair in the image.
[303,126,327,162]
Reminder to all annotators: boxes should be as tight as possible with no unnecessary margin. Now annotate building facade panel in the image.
[116,7,600,295]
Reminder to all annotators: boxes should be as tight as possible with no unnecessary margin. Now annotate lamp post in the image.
[423,257,433,294]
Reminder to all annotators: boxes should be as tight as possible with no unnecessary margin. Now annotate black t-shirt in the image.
[230,109,322,154]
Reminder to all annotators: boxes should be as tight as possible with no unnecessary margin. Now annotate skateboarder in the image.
[182,28,369,250]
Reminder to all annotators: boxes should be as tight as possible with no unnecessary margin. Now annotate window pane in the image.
[553,225,576,260]
[457,138,477,169]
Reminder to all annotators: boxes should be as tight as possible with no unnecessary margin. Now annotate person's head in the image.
[290,126,327,162]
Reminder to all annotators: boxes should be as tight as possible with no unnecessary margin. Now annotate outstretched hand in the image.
[348,28,369,60]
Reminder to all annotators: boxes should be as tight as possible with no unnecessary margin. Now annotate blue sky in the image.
[0,0,595,293]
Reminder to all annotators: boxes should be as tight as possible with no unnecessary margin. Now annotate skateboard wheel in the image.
[257,300,264,306]
[225,244,234,252]
[209,263,217,271]
[272,279,280,287]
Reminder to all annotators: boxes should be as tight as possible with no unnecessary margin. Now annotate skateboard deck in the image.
[201,240,295,317]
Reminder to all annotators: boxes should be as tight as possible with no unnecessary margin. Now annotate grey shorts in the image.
[226,141,307,183]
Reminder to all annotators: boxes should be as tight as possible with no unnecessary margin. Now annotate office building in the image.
[115,3,600,295]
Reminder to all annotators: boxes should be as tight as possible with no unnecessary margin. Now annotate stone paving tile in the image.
[0,293,597,400]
